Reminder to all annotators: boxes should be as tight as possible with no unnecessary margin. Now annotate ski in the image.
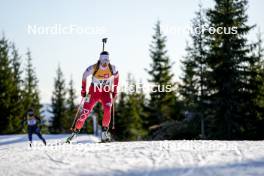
[50,131,79,146]
[65,133,76,143]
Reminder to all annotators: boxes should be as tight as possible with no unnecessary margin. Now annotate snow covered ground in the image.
[0,135,264,176]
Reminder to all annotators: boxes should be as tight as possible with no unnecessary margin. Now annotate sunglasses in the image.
[28,112,34,116]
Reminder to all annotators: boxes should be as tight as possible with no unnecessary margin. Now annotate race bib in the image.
[27,119,37,126]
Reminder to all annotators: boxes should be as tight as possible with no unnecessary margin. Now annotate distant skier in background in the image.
[72,50,119,142]
[21,108,46,147]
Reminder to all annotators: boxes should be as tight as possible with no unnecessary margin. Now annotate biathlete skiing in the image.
[21,108,47,147]
[68,38,119,143]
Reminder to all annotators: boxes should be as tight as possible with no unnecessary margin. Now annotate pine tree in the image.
[50,65,67,133]
[0,36,14,133]
[146,21,177,128]
[23,49,41,114]
[206,0,256,139]
[179,4,208,138]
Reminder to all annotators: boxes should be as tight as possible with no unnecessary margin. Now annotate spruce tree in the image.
[23,49,40,114]
[146,21,177,127]
[246,30,264,139]
[179,48,199,112]
[125,74,147,140]
[9,44,24,132]
[0,36,14,133]
[65,76,77,132]
[50,65,67,133]
[255,32,264,122]
[114,74,147,140]
[179,4,208,138]
[115,92,128,140]
[206,0,256,139]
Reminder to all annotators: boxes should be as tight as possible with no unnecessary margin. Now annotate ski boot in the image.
[29,141,32,148]
[43,139,47,146]
[66,129,80,144]
[101,127,111,142]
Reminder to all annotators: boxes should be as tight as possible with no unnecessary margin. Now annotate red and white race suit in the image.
[75,63,119,130]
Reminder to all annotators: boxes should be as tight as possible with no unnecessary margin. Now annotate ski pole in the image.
[70,97,84,130]
[112,97,115,129]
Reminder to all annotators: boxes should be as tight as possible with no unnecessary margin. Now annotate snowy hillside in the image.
[0,135,264,176]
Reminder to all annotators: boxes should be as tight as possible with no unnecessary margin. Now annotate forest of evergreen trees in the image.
[0,0,263,140]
